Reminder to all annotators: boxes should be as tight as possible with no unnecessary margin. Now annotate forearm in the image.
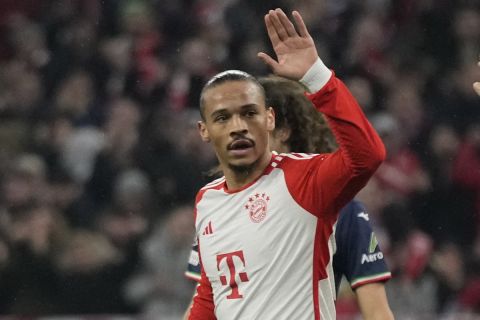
[298,60,385,215]
[302,61,385,175]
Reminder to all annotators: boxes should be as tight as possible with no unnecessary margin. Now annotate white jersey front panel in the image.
[196,167,335,320]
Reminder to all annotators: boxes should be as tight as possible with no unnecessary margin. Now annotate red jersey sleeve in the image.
[282,74,386,221]
[190,191,216,320]
[188,237,216,320]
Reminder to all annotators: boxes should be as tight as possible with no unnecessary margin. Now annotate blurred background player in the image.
[184,76,393,320]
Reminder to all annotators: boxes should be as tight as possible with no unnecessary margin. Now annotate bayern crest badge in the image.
[244,192,270,223]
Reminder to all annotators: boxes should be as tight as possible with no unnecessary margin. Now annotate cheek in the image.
[254,127,270,148]
[209,129,228,148]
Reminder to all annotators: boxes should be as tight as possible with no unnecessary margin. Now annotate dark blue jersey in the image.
[333,200,391,292]
[186,200,391,293]
[185,236,201,281]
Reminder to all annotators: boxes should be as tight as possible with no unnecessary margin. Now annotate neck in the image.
[221,152,272,191]
[277,142,291,154]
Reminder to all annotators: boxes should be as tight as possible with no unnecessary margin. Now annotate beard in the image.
[227,158,260,176]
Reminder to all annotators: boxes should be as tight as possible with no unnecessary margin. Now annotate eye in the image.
[245,110,258,117]
[214,114,228,122]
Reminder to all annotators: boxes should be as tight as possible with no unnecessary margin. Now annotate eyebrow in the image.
[209,104,260,119]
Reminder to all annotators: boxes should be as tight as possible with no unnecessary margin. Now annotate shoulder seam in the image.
[201,177,225,190]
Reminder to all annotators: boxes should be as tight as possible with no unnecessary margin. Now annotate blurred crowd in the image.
[0,0,478,318]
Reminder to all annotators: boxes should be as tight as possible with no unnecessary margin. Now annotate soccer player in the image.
[188,9,385,319]
[184,77,393,320]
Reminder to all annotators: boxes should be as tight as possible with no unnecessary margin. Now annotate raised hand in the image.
[474,61,480,96]
[258,9,319,80]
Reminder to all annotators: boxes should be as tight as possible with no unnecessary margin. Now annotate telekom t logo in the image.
[216,250,249,299]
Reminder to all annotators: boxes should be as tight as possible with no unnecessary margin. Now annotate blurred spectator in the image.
[0,60,46,119]
[370,113,430,200]
[452,6,480,69]
[47,169,94,229]
[5,15,50,70]
[457,259,480,314]
[53,70,103,127]
[137,109,216,210]
[433,62,480,133]
[168,37,217,111]
[0,204,69,314]
[55,229,133,314]
[385,82,428,144]
[452,124,480,242]
[96,169,151,250]
[97,36,135,98]
[415,124,475,246]
[1,154,48,210]
[429,241,466,313]
[344,75,378,115]
[124,205,196,319]
[85,97,142,210]
[385,224,437,317]
[118,0,168,103]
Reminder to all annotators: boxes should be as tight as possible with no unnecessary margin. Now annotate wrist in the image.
[299,58,332,93]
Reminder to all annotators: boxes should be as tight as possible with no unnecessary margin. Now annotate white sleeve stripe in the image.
[350,272,392,288]
[202,177,225,190]
[185,271,202,282]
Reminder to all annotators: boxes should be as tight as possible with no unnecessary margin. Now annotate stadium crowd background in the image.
[0,0,479,319]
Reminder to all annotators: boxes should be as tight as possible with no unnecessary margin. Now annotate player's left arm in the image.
[356,283,394,320]
[336,201,393,319]
[340,202,391,289]
[259,9,385,217]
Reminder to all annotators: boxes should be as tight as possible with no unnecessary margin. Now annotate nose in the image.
[229,114,248,135]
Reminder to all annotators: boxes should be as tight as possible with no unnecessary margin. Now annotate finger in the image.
[258,52,279,72]
[275,8,297,37]
[269,10,289,41]
[265,13,281,47]
[474,82,480,96]
[292,11,310,38]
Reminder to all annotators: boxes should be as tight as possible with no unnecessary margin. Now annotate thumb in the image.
[258,52,279,72]
[474,82,480,96]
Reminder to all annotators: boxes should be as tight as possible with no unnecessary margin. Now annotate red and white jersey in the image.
[189,73,385,320]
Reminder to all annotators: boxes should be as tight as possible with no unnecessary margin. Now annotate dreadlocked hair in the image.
[259,75,337,154]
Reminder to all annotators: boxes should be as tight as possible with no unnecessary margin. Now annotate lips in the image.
[227,138,255,150]
[227,138,255,157]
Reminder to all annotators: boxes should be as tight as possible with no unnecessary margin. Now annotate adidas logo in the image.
[202,221,214,235]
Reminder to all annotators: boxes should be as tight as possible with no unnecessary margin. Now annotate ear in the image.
[197,121,210,142]
[266,107,275,132]
[275,127,292,143]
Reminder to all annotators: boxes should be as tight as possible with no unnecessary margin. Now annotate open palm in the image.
[258,9,319,80]
[474,61,480,96]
